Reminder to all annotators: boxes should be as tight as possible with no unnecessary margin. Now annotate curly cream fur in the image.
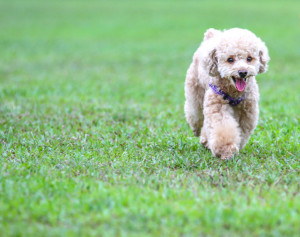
[184,28,270,160]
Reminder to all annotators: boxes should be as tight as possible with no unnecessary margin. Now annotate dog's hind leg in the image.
[184,58,204,137]
[239,99,259,149]
[200,126,208,148]
[184,98,203,137]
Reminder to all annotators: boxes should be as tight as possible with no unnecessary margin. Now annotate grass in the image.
[0,0,299,236]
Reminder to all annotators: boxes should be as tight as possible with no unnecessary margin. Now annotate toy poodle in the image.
[184,28,270,159]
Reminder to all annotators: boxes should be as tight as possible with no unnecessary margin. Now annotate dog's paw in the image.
[220,144,239,160]
[200,132,208,149]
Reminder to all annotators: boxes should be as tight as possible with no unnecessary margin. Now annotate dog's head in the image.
[206,28,270,92]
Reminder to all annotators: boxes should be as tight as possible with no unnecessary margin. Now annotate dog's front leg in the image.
[203,92,241,159]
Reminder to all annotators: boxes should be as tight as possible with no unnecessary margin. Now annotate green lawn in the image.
[0,0,299,236]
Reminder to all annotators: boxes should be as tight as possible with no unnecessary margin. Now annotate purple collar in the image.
[209,83,245,106]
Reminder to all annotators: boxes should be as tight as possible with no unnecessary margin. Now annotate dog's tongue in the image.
[235,78,246,92]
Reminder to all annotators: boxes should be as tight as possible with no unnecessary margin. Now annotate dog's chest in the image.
[232,104,246,123]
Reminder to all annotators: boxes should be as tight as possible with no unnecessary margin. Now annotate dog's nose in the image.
[238,70,248,78]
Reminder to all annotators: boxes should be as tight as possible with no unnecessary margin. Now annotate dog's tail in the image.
[204,28,221,41]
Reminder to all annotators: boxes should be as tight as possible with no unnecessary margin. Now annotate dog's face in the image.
[217,48,261,92]
[208,28,270,92]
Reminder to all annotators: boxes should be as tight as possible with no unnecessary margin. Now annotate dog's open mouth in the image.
[232,76,247,92]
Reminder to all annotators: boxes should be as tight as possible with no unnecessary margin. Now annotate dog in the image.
[184,28,270,159]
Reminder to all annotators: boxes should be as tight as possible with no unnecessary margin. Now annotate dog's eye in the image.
[247,56,253,62]
[227,57,234,63]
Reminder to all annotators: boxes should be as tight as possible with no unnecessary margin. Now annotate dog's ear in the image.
[204,28,221,41]
[206,49,218,77]
[258,41,270,74]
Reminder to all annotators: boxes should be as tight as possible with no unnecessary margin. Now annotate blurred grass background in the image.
[0,0,299,236]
